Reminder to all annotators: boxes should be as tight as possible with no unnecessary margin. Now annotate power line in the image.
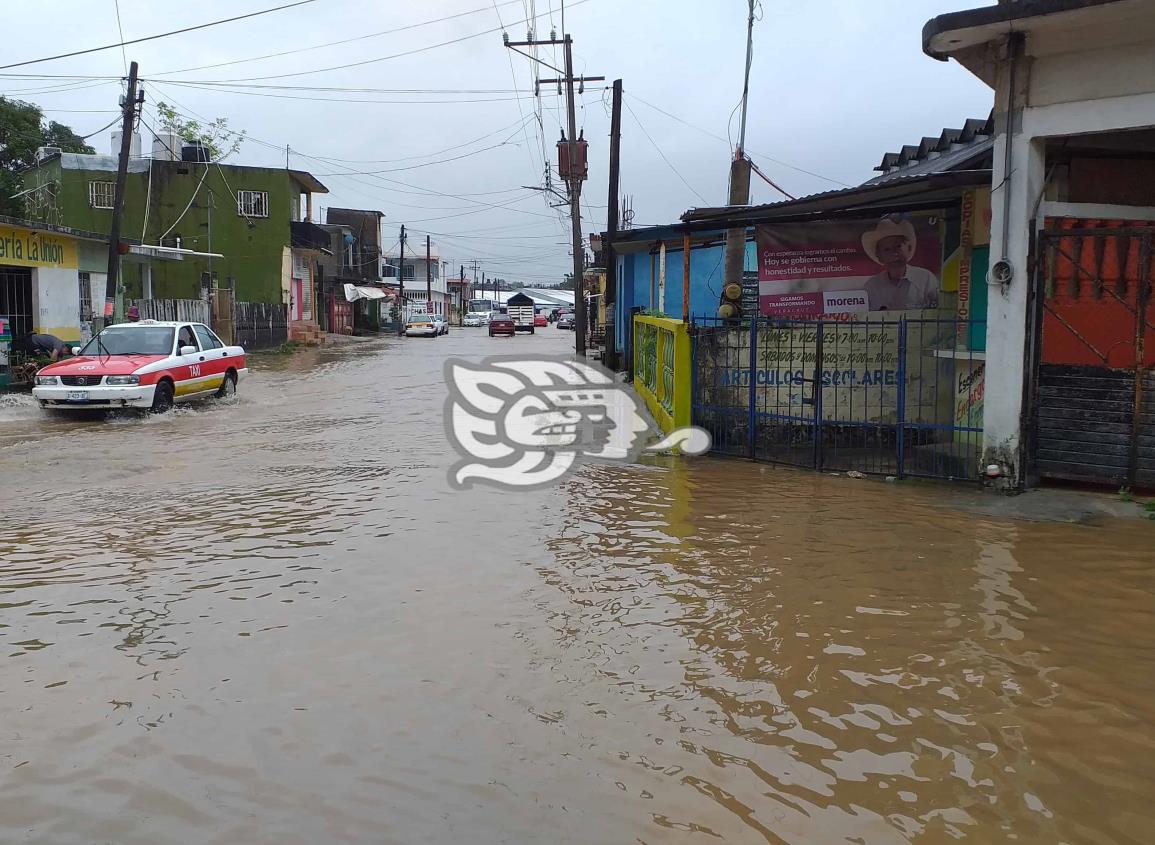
[310,140,523,176]
[626,91,852,189]
[112,0,129,75]
[305,114,533,164]
[0,0,321,71]
[151,0,530,77]
[176,0,592,84]
[80,114,123,140]
[623,100,710,205]
[149,82,541,106]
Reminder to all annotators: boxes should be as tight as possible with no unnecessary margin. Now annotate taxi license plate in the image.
[66,391,89,401]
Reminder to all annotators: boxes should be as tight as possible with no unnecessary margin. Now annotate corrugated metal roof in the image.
[863,137,994,186]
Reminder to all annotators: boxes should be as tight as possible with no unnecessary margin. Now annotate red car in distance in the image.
[488,313,516,337]
[534,313,548,328]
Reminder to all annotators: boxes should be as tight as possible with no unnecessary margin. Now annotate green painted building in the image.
[22,149,327,305]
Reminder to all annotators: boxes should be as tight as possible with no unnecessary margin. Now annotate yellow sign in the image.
[0,224,78,269]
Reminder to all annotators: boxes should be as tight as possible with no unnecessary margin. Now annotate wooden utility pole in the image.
[397,225,406,335]
[103,60,140,329]
[504,33,603,357]
[604,78,623,369]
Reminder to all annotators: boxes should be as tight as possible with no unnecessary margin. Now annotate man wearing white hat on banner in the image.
[861,216,940,311]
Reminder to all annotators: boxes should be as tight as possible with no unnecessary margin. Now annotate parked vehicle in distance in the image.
[463,311,490,327]
[534,313,548,328]
[405,313,439,337]
[431,314,449,335]
[488,314,516,337]
[557,313,576,330]
[31,320,246,414]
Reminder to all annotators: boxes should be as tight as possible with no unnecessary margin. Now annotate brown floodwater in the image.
[1,329,1153,844]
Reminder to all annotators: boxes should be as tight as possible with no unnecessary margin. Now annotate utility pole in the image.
[604,78,623,369]
[397,225,406,335]
[103,60,141,329]
[720,0,756,318]
[564,36,586,356]
[505,32,603,357]
[425,235,432,313]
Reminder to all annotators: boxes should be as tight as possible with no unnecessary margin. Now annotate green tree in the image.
[155,102,244,161]
[0,96,94,217]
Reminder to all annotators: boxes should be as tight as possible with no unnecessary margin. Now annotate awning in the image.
[344,283,389,302]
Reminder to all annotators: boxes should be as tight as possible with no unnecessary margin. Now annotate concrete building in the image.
[0,216,174,386]
[925,0,1155,488]
[382,244,451,317]
[21,136,328,307]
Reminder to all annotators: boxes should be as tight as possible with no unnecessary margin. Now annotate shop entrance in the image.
[0,266,34,385]
[1033,220,1155,488]
[0,266,34,340]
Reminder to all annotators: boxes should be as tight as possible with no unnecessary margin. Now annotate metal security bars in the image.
[692,316,986,481]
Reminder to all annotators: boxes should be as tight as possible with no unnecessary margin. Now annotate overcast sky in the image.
[3,0,994,285]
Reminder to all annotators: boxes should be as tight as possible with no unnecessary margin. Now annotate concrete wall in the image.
[32,267,82,341]
[614,238,756,354]
[981,30,1155,484]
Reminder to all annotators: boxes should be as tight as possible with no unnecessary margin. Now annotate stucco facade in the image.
[22,152,326,305]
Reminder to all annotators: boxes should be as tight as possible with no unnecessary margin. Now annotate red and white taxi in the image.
[32,320,247,413]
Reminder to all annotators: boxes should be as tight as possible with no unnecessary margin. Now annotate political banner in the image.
[757,215,943,317]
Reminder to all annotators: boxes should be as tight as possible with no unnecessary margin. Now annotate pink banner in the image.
[757,216,942,316]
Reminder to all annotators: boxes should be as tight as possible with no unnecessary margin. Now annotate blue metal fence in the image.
[691,316,986,481]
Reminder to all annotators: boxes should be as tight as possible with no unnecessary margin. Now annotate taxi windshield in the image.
[81,326,175,356]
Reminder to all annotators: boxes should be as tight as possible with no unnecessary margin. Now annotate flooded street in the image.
[1,328,1153,845]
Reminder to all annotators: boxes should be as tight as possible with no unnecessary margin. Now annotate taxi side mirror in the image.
[71,346,81,355]
[180,345,197,356]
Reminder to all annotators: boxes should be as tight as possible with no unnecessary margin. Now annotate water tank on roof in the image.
[111,131,141,159]
[181,140,211,162]
[152,132,181,161]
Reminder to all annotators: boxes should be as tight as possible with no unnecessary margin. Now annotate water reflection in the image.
[541,460,1155,843]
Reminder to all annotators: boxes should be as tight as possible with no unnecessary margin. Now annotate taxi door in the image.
[172,324,206,399]
[192,324,230,392]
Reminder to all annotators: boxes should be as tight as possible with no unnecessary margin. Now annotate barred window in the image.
[88,181,115,209]
[78,271,92,321]
[236,190,269,218]
[402,263,415,280]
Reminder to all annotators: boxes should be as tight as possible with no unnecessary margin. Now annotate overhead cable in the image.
[0,0,320,71]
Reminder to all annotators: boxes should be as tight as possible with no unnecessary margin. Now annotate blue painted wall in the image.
[614,237,756,357]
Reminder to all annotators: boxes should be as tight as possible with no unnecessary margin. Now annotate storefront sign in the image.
[757,216,942,317]
[957,191,976,344]
[0,224,78,269]
[714,319,955,425]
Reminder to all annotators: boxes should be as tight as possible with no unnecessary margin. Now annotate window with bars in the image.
[236,190,269,218]
[88,181,115,209]
[403,263,415,280]
[78,271,92,321]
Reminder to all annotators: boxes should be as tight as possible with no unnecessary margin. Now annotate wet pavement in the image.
[1,327,1153,844]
